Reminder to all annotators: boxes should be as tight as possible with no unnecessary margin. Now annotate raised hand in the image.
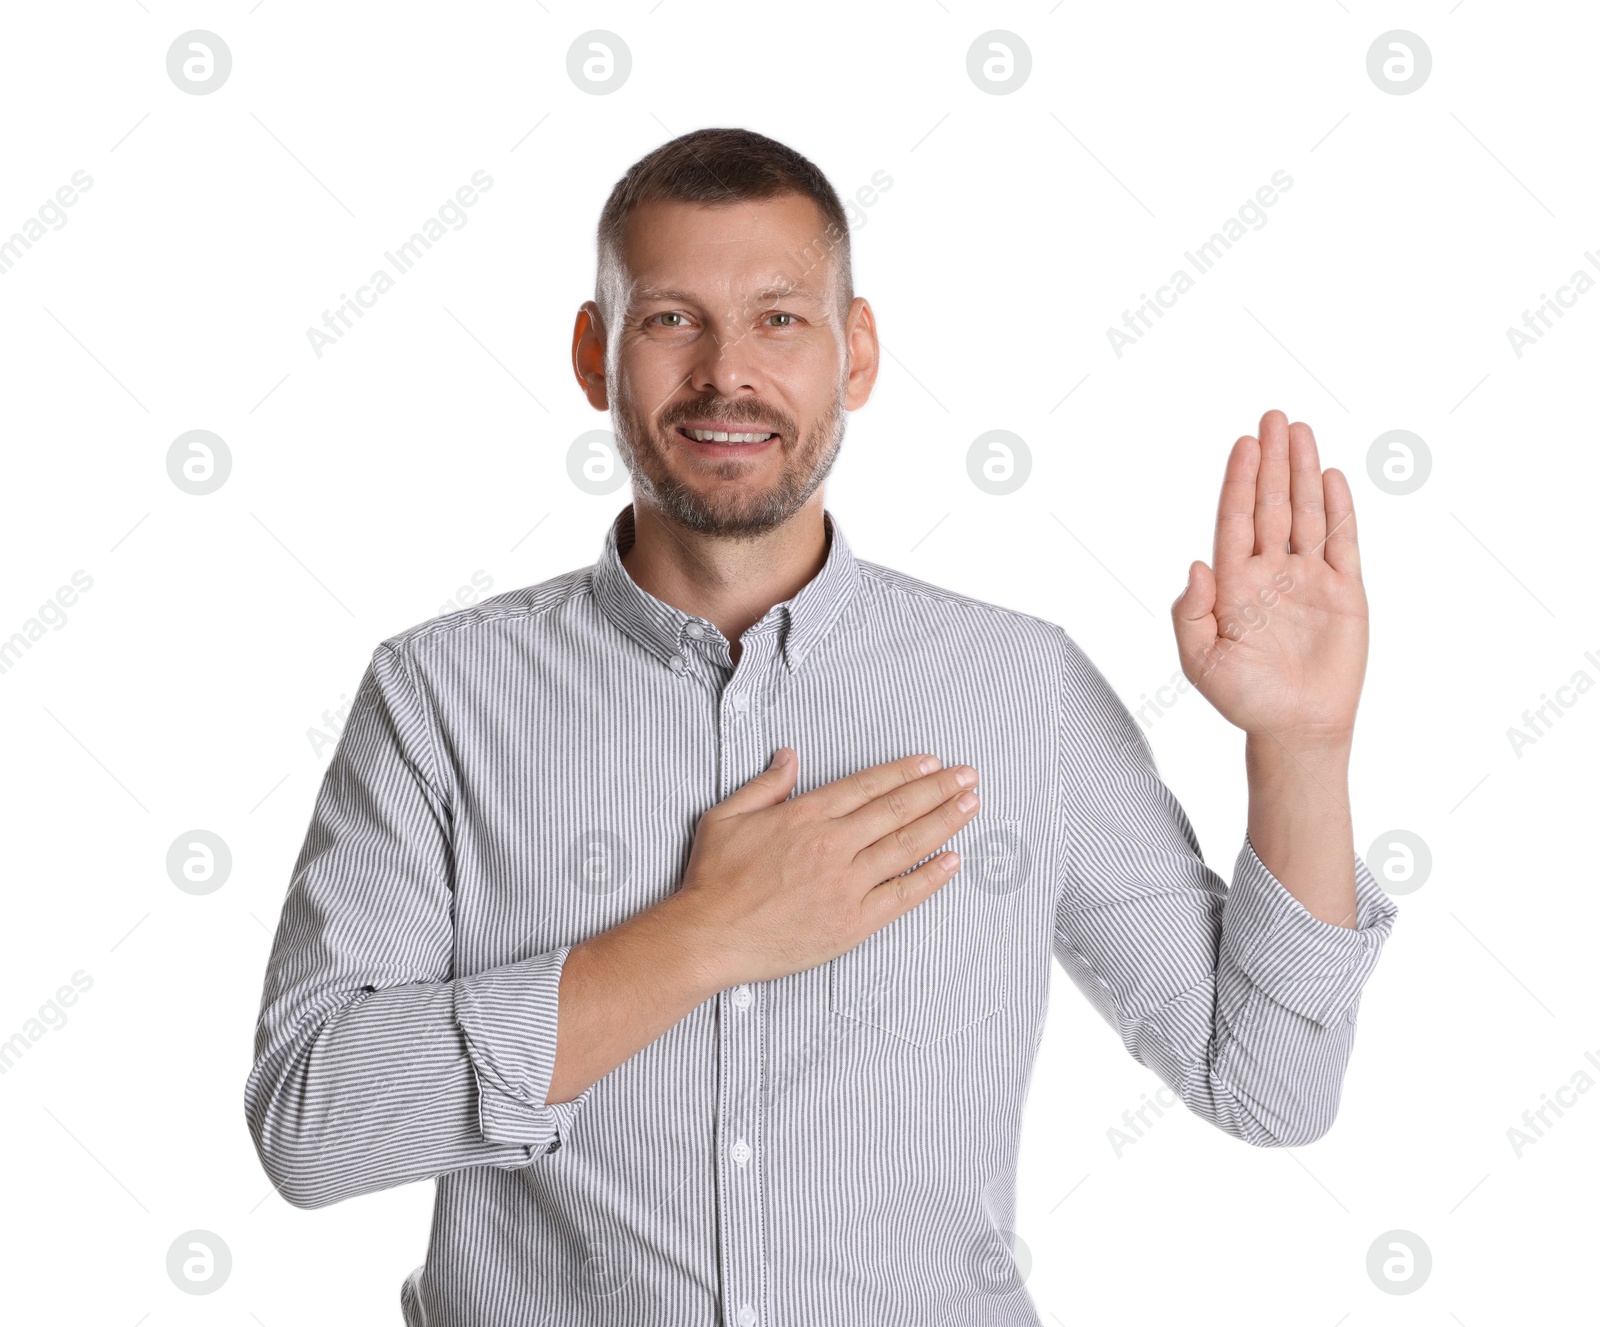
[1171,409,1368,751]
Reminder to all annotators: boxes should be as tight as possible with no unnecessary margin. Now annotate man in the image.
[245,126,1398,1326]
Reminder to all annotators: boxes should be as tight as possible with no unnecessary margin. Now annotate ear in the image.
[572,301,610,410]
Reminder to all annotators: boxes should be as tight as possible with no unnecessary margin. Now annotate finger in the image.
[839,762,979,854]
[706,745,799,820]
[1321,467,1362,578]
[853,781,977,888]
[805,752,949,820]
[858,845,964,932]
[1214,434,1259,570]
[1171,560,1219,681]
[1287,419,1326,558]
[1253,408,1292,555]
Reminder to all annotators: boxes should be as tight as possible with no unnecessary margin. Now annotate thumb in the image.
[719,746,798,814]
[1171,560,1219,680]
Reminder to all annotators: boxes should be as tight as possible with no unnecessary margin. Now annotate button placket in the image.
[715,631,773,1327]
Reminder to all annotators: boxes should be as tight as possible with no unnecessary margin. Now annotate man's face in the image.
[583,193,874,539]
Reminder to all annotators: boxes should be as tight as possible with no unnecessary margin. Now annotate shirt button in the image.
[731,1138,752,1166]
[669,654,686,673]
[685,622,704,639]
[730,693,750,713]
[737,1305,757,1326]
[732,984,752,1011]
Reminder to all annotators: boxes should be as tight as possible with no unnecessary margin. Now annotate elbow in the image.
[248,1124,351,1211]
[1244,1102,1339,1149]
[244,1121,329,1211]
[243,1066,348,1212]
[261,1161,333,1211]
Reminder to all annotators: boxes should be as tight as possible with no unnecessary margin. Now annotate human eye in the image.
[764,312,799,327]
[649,311,691,328]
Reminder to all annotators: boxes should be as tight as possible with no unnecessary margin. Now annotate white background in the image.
[2,2,1595,1323]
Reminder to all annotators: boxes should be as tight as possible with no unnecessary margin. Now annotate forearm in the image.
[247,980,543,1209]
[547,892,730,1104]
[1244,732,1357,928]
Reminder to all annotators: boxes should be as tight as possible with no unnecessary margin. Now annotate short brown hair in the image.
[594,127,853,338]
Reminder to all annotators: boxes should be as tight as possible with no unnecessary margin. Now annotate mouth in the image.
[674,424,780,456]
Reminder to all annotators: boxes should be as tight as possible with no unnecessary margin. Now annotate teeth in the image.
[684,428,775,444]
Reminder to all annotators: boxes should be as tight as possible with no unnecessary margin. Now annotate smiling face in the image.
[576,192,877,539]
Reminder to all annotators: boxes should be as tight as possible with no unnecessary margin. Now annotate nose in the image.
[686,316,765,402]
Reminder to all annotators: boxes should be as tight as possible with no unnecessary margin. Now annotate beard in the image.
[610,363,848,540]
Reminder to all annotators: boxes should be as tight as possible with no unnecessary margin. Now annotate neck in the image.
[619,498,829,651]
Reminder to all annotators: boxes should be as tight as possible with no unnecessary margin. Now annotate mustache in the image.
[660,405,788,433]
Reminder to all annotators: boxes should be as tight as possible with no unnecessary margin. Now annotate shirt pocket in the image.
[827,816,1028,1049]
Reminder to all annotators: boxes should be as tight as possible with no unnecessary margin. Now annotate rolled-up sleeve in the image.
[1048,628,1399,1148]
[244,641,594,1210]
[1222,834,1396,1028]
[455,949,591,1148]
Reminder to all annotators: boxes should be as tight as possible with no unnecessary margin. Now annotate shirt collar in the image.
[591,502,861,674]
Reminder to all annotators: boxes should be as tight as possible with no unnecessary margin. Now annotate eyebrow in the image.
[629,278,825,309]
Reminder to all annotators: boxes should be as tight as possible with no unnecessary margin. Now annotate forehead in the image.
[620,193,839,306]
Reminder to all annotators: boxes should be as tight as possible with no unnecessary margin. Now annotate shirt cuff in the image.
[453,945,591,1155]
[1220,834,1400,1029]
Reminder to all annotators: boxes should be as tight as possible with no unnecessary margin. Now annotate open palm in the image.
[1171,410,1368,747]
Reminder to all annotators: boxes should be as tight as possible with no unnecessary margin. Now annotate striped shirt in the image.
[245,500,1399,1326]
